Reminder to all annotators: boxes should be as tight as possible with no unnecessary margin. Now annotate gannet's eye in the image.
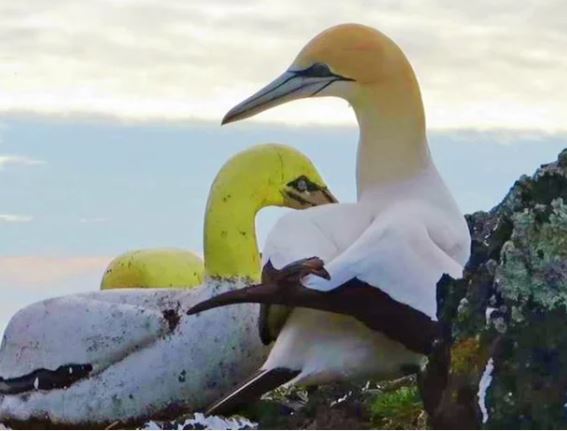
[294,63,334,78]
[296,179,308,192]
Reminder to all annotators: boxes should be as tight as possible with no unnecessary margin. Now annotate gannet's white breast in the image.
[264,308,423,385]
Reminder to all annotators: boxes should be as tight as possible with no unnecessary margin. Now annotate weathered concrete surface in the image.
[0,281,269,428]
[422,148,567,429]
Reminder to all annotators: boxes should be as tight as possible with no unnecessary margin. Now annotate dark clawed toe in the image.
[275,257,330,283]
[310,265,331,280]
[313,267,330,280]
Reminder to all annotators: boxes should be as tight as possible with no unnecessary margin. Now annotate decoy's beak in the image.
[308,187,338,206]
[222,66,353,125]
[283,186,338,209]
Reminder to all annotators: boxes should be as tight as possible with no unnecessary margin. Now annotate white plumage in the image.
[260,163,469,385]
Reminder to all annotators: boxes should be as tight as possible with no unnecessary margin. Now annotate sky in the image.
[1,1,567,334]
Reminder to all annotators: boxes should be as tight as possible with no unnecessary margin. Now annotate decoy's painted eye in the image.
[296,179,308,192]
[287,176,318,193]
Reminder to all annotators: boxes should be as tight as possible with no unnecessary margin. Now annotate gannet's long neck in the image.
[203,185,262,282]
[353,74,431,199]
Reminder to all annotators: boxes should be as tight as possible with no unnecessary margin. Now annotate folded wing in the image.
[0,289,187,386]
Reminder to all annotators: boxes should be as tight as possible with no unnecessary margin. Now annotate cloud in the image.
[0,255,111,335]
[0,1,566,130]
[0,214,33,223]
[0,256,110,288]
[0,154,46,169]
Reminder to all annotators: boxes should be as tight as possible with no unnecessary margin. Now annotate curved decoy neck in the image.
[203,179,264,282]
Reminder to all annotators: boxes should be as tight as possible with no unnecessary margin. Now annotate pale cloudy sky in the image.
[1,0,567,130]
[1,1,567,333]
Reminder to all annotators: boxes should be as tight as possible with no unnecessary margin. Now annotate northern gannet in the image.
[0,144,336,426]
[187,23,471,414]
[101,248,205,289]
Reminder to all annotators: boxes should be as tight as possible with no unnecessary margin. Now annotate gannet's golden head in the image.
[222,23,417,124]
[207,143,336,211]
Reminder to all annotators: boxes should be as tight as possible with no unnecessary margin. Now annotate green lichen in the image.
[450,337,484,375]
[370,385,425,430]
[497,198,567,310]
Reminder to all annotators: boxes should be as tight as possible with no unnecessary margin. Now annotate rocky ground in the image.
[146,376,425,430]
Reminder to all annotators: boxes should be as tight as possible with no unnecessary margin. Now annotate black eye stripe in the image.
[290,63,354,81]
[285,190,314,206]
[296,63,333,77]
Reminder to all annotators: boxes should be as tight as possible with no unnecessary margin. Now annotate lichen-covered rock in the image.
[422,148,567,429]
[248,377,424,430]
[149,377,421,430]
[370,380,426,429]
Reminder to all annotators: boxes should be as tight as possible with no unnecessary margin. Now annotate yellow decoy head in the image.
[222,23,420,125]
[205,143,336,212]
[204,143,337,279]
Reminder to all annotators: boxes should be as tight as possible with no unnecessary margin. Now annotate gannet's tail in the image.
[206,367,300,416]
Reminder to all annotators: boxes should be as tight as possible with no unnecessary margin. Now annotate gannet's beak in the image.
[222,66,353,125]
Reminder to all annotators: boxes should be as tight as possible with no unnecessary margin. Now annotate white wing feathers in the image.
[303,210,464,319]
[261,202,465,321]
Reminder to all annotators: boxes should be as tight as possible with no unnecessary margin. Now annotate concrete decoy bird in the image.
[0,144,336,427]
[100,140,336,292]
[186,23,471,415]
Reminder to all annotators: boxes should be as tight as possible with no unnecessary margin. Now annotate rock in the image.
[422,148,567,429]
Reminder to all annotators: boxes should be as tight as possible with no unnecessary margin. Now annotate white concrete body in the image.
[0,281,268,425]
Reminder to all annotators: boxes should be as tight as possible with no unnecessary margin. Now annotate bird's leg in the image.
[186,257,330,316]
[186,258,440,355]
